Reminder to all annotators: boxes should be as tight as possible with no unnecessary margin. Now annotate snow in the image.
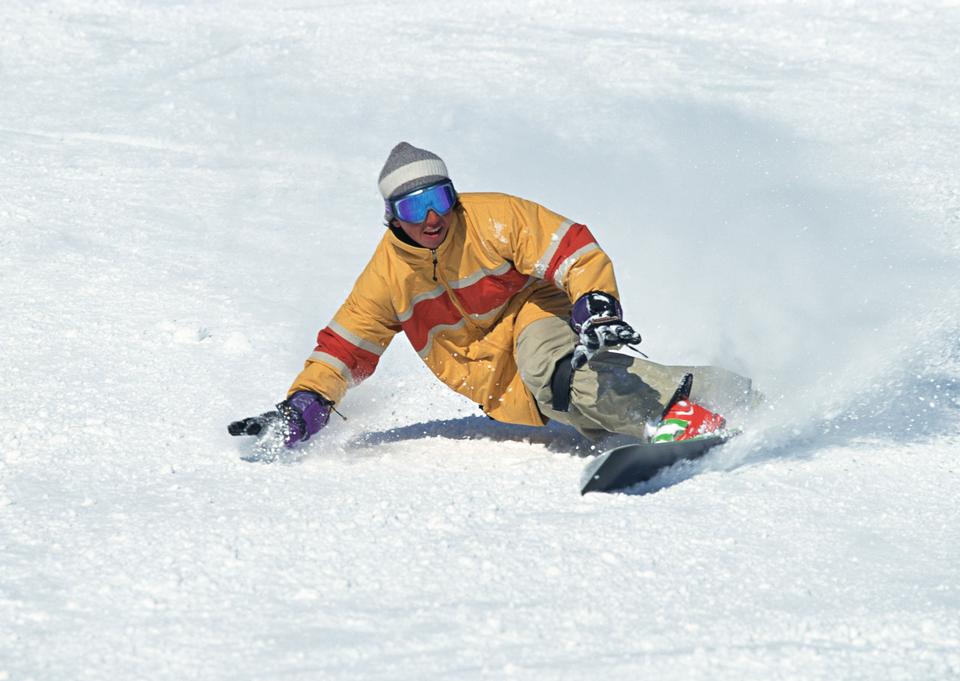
[2,1,959,679]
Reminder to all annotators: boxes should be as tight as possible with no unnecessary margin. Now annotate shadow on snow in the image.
[349,416,600,456]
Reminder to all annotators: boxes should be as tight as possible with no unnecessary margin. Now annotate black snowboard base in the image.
[580,435,732,495]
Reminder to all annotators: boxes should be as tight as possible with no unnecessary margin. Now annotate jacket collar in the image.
[388,223,420,248]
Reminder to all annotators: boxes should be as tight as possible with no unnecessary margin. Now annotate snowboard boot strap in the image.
[550,352,576,412]
[659,373,694,422]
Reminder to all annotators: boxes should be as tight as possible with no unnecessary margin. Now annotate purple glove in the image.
[570,291,642,369]
[228,390,333,447]
[278,391,333,446]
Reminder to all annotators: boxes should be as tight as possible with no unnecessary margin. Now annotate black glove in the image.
[570,291,642,369]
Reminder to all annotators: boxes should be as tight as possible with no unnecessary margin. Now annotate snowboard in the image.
[580,434,732,495]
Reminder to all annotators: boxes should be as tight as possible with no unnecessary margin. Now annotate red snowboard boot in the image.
[652,399,727,442]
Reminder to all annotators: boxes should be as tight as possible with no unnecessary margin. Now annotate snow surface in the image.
[2,1,959,679]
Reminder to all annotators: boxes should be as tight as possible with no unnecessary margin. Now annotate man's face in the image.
[395,208,453,249]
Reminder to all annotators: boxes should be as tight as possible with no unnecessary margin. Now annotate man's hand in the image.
[228,390,333,448]
[570,291,642,369]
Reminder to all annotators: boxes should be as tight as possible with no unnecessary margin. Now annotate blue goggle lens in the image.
[389,182,457,223]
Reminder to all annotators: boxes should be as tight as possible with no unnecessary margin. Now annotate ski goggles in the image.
[386,180,457,223]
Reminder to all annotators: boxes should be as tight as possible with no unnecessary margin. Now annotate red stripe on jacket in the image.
[401,268,530,353]
[454,267,530,316]
[544,224,596,284]
[314,327,380,381]
[401,295,463,353]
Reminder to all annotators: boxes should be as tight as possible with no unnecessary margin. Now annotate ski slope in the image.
[2,1,959,679]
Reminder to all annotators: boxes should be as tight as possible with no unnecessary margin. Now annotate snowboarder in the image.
[229,142,753,449]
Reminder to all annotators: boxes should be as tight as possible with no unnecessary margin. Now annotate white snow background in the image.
[2,1,959,679]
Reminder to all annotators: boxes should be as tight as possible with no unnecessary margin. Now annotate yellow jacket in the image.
[289,192,619,426]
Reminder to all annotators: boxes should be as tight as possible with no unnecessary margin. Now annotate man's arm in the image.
[289,260,401,404]
[483,194,641,367]
[229,253,400,449]
[481,194,620,302]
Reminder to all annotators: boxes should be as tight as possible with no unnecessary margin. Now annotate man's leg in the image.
[516,316,753,440]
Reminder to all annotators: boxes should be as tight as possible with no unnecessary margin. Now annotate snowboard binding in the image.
[651,373,727,443]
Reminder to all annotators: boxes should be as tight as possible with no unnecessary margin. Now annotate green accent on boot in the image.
[652,418,690,443]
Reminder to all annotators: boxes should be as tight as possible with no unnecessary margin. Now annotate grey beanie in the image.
[378,142,450,199]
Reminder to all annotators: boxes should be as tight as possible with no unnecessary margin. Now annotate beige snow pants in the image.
[516,316,754,440]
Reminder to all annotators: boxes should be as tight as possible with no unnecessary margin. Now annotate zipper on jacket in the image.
[429,246,483,332]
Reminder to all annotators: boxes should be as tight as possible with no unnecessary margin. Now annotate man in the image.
[229,143,752,449]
